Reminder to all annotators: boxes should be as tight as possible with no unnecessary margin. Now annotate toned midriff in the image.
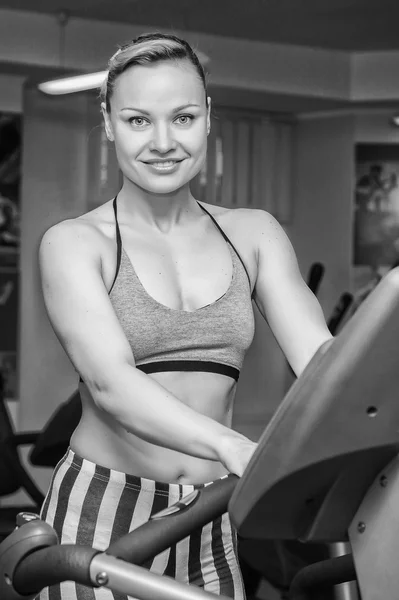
[71,369,237,485]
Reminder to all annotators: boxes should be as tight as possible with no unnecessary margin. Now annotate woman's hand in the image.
[218,433,258,478]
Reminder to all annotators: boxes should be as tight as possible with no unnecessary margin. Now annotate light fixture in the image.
[391,114,399,127]
[38,13,211,97]
[38,71,108,95]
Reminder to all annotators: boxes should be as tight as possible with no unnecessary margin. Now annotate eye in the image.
[129,117,148,128]
[175,114,194,125]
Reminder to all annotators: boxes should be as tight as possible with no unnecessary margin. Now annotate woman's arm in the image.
[251,210,333,377]
[39,219,243,463]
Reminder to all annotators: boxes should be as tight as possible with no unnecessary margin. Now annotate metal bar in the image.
[288,554,357,600]
[329,543,359,600]
[90,553,230,600]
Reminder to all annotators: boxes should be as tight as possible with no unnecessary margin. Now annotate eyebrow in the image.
[120,103,201,115]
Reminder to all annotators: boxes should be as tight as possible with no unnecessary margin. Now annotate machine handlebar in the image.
[10,544,230,600]
[1,475,238,600]
[106,473,238,563]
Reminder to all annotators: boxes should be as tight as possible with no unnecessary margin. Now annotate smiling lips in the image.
[144,159,184,172]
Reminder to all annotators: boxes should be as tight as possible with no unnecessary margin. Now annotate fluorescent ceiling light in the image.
[38,50,210,96]
[38,71,107,95]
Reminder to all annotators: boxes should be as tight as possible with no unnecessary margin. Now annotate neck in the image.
[117,179,201,232]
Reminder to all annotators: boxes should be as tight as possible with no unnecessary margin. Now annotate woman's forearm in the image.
[89,363,240,462]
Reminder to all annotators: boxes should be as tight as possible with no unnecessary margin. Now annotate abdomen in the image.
[71,371,236,484]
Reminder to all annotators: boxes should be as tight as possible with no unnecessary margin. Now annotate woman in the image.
[38,33,332,599]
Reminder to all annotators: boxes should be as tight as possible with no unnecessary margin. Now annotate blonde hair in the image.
[100,33,208,112]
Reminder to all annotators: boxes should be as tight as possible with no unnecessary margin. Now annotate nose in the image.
[149,123,177,154]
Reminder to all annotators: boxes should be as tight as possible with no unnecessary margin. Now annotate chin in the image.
[141,177,191,196]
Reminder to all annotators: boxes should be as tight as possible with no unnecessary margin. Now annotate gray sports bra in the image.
[80,197,255,383]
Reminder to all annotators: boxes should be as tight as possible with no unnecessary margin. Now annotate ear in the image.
[206,97,211,135]
[101,102,114,142]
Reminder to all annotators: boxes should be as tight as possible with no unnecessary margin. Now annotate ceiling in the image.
[1,0,399,52]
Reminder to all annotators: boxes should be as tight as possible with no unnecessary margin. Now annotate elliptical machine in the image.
[2,267,399,600]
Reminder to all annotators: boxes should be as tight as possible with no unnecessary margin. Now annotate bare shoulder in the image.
[230,207,292,252]
[39,220,98,272]
[198,201,253,226]
[199,203,282,246]
[234,207,283,235]
[197,200,231,217]
[40,201,114,257]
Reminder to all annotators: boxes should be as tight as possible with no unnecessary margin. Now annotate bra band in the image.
[80,361,239,384]
[136,360,240,381]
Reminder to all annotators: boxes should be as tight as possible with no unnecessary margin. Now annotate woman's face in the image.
[103,59,210,195]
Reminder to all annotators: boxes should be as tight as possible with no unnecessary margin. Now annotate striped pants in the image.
[36,448,246,600]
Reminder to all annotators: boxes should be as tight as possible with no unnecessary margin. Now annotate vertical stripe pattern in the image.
[35,449,245,600]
